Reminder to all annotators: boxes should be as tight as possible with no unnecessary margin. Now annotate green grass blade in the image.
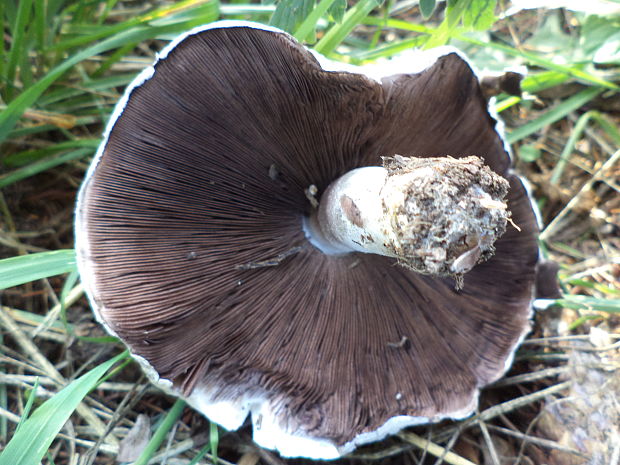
[424,0,472,48]
[496,71,571,112]
[14,378,40,436]
[0,30,139,143]
[550,110,596,185]
[314,0,382,55]
[47,0,65,26]
[550,110,620,184]
[457,35,619,90]
[47,0,203,52]
[98,0,121,25]
[556,296,620,313]
[34,0,46,51]
[59,270,81,336]
[49,0,218,53]
[0,3,4,80]
[594,114,620,147]
[294,0,339,42]
[0,250,77,290]
[0,12,218,144]
[568,314,601,330]
[495,96,521,113]
[363,16,432,35]
[0,147,95,188]
[5,0,33,101]
[521,70,569,94]
[188,443,212,465]
[4,0,17,28]
[133,399,186,465]
[359,20,616,90]
[210,422,219,464]
[94,355,133,387]
[564,279,620,296]
[351,36,427,61]
[0,352,126,465]
[506,86,603,144]
[7,119,98,140]
[186,423,220,465]
[3,139,99,167]
[37,73,135,106]
[90,41,138,78]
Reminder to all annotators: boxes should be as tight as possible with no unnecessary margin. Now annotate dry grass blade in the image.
[30,283,83,338]
[397,431,476,465]
[0,353,124,465]
[486,424,588,458]
[490,366,568,387]
[433,382,572,444]
[541,149,620,241]
[477,417,500,465]
[0,406,20,424]
[350,444,412,460]
[1,2,619,464]
[83,382,150,465]
[0,306,117,445]
[477,382,572,423]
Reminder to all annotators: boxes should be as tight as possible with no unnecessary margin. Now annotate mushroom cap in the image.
[75,21,540,459]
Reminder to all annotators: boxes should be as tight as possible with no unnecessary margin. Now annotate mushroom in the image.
[75,20,541,459]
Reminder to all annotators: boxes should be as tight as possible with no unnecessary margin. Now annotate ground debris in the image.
[535,328,620,465]
[117,414,151,462]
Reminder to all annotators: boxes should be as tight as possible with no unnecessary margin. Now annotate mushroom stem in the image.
[304,155,511,277]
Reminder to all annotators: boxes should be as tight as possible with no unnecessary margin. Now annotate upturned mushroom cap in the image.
[75,21,540,459]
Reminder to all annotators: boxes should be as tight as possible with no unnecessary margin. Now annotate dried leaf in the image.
[117,414,151,462]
